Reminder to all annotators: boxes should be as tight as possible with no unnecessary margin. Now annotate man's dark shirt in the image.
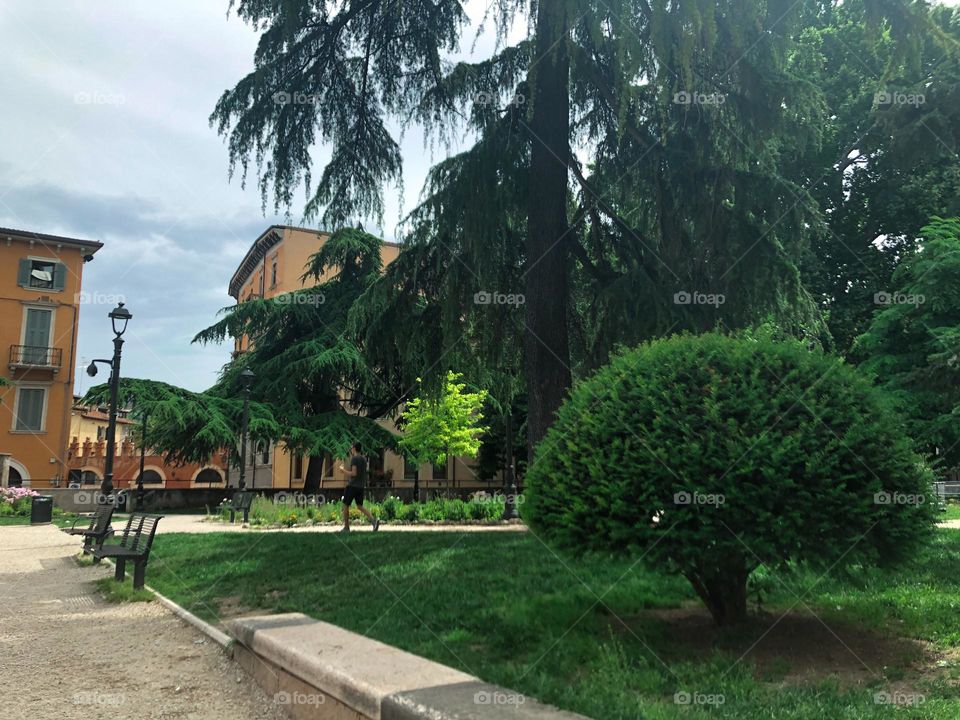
[348,454,367,488]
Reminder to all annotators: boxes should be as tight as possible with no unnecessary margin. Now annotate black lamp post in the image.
[86,302,132,499]
[136,408,149,509]
[237,368,254,491]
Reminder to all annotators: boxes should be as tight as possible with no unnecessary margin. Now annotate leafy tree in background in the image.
[398,372,488,478]
[793,0,960,353]
[855,216,960,471]
[524,333,936,625]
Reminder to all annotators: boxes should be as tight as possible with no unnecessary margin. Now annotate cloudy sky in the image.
[0,1,507,392]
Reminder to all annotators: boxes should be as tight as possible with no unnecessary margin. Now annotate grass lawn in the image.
[145,529,960,719]
[95,576,155,603]
[940,502,960,522]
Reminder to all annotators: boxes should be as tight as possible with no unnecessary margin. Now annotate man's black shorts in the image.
[343,485,365,506]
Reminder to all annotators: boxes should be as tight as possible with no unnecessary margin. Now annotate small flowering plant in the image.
[1,487,39,516]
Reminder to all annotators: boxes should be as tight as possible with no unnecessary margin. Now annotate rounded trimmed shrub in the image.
[524,332,936,625]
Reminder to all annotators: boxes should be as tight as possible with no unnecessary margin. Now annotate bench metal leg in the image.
[133,561,146,590]
[114,557,126,581]
[243,508,250,523]
[229,510,236,523]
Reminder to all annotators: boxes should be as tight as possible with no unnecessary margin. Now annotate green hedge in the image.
[215,494,507,526]
[524,332,936,624]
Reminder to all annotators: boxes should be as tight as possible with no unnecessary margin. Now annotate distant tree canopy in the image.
[82,377,280,465]
[796,1,960,354]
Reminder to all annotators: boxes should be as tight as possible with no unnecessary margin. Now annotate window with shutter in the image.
[14,388,46,431]
[20,308,53,365]
[52,262,67,291]
[19,259,61,289]
[17,258,31,286]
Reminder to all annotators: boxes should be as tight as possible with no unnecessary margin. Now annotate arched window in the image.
[194,468,223,484]
[8,467,23,487]
[138,470,163,484]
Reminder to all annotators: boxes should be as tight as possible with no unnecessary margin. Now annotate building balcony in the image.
[9,344,62,371]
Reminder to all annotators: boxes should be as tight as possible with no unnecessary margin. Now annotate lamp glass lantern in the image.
[109,302,132,337]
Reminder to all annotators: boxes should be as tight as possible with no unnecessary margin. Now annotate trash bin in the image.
[30,495,54,525]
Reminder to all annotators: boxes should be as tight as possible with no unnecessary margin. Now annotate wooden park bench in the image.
[62,503,115,557]
[226,491,254,523]
[92,512,164,589]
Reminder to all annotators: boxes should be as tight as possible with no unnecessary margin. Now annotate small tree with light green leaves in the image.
[399,372,489,487]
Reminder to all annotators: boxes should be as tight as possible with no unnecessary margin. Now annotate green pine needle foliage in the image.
[524,332,936,620]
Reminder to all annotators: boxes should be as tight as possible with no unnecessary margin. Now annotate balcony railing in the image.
[9,344,62,369]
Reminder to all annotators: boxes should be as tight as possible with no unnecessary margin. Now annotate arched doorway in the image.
[5,459,29,487]
[68,468,102,486]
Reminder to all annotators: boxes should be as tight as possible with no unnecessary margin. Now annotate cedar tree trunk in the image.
[525,0,572,457]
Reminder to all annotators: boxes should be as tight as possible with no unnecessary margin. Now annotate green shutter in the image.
[17,258,31,287]
[52,262,67,291]
[15,388,45,432]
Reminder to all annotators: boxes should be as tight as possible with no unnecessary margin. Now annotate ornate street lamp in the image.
[237,368,254,491]
[86,302,132,499]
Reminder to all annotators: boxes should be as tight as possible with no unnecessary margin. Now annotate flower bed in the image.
[209,494,516,528]
[0,487,39,517]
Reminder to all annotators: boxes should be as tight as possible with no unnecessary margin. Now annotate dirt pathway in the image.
[0,523,287,720]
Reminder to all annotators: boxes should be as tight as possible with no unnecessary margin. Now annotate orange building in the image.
[0,227,102,488]
[229,226,483,492]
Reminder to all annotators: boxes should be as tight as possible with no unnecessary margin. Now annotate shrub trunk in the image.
[685,559,750,626]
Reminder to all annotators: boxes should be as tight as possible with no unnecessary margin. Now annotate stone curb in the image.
[145,583,233,648]
[229,613,591,720]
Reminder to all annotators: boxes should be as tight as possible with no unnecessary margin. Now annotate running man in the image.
[338,442,379,533]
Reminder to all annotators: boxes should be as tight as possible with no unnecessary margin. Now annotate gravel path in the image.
[0,524,288,720]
